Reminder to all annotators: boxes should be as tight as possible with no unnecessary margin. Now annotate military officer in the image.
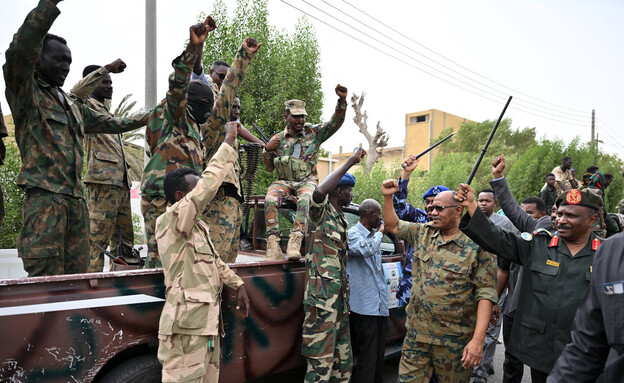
[263,85,348,260]
[382,179,497,383]
[302,147,366,383]
[4,0,149,276]
[156,121,249,383]
[457,184,602,383]
[70,59,137,272]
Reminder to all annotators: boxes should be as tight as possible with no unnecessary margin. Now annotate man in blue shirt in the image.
[347,198,388,383]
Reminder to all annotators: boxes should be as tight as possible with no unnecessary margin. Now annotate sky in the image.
[1,0,623,159]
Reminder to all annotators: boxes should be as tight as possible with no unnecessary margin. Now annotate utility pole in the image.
[145,0,157,110]
[591,109,595,147]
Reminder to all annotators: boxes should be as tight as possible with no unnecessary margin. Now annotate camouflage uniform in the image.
[200,44,257,264]
[3,0,149,276]
[141,43,253,268]
[302,195,352,383]
[156,142,243,383]
[0,102,7,229]
[71,68,135,272]
[263,99,346,237]
[395,220,497,383]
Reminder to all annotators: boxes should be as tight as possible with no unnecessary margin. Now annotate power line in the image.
[341,0,590,117]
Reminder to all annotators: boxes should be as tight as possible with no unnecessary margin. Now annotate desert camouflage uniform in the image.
[263,100,346,237]
[302,195,352,383]
[156,142,243,383]
[71,68,135,272]
[200,43,256,263]
[396,220,497,383]
[3,0,148,276]
[0,102,7,229]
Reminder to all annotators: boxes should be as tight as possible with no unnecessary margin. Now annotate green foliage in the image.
[351,161,400,205]
[198,0,323,137]
[132,212,144,245]
[0,135,24,248]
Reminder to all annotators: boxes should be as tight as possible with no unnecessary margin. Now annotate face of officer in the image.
[429,191,462,232]
[337,186,354,207]
[92,74,113,102]
[555,205,597,241]
[478,192,496,217]
[285,111,306,133]
[37,38,71,87]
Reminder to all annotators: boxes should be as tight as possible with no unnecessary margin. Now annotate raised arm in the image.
[393,156,427,222]
[382,179,401,235]
[70,59,126,101]
[313,85,348,143]
[312,147,365,203]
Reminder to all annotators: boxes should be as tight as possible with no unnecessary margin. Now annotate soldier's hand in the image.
[381,179,399,196]
[265,134,281,152]
[401,155,420,172]
[224,121,241,147]
[104,59,127,74]
[335,84,348,100]
[350,147,366,163]
[492,154,506,179]
[189,20,209,46]
[462,338,483,370]
[243,38,262,54]
[236,285,250,318]
[455,183,475,206]
[205,15,217,32]
[491,304,499,326]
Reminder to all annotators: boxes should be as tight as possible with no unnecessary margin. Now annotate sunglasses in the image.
[217,72,226,80]
[428,205,459,213]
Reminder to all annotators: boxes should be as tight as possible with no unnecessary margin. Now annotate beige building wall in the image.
[405,109,473,171]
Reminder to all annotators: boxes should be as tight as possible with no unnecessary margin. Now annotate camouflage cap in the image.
[555,188,603,210]
[284,99,307,116]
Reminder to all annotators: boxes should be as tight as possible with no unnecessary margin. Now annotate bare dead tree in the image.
[351,92,389,172]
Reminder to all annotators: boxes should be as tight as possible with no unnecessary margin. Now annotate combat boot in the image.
[286,231,304,260]
[265,235,283,260]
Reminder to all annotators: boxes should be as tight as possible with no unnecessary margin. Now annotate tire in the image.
[98,354,162,383]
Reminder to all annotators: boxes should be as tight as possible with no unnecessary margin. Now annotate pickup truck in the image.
[0,197,407,382]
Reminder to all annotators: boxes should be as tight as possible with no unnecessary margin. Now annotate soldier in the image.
[382,179,497,383]
[70,59,137,272]
[457,184,603,383]
[201,94,266,264]
[263,85,348,260]
[302,147,366,383]
[0,102,6,230]
[156,121,249,383]
[547,233,624,382]
[3,0,149,276]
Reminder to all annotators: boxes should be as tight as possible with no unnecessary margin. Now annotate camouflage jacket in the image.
[201,44,256,198]
[262,99,347,182]
[303,196,350,313]
[397,220,497,346]
[71,68,131,188]
[156,142,243,336]
[3,0,148,198]
[141,51,201,199]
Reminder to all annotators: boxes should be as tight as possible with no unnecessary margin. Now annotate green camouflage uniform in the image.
[396,220,498,383]
[302,195,352,383]
[200,44,256,264]
[0,102,7,229]
[141,44,253,268]
[71,68,135,272]
[3,0,149,277]
[263,100,346,237]
[156,142,243,383]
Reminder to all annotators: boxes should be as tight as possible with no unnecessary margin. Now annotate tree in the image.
[0,119,24,248]
[196,0,324,193]
[351,92,389,172]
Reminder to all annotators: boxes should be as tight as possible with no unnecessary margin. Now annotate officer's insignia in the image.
[546,259,560,267]
[549,236,559,247]
[592,238,601,251]
[521,232,533,241]
[565,189,582,205]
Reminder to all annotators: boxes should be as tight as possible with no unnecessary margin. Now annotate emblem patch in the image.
[521,232,533,241]
[565,189,582,205]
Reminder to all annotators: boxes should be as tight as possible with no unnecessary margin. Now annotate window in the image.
[409,114,429,124]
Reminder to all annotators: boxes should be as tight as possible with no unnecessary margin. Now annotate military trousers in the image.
[17,188,89,276]
[158,333,219,383]
[265,179,316,237]
[86,183,134,272]
[141,195,168,268]
[202,193,241,264]
[302,301,352,383]
[502,313,524,383]
[398,320,472,383]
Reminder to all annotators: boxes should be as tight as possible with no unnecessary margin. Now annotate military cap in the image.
[422,185,450,200]
[284,99,308,116]
[555,188,603,210]
[337,173,356,187]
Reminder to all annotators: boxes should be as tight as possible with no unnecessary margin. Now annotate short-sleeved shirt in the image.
[552,166,574,194]
[397,220,498,346]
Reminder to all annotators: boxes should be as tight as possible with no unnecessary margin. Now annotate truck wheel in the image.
[98,354,161,383]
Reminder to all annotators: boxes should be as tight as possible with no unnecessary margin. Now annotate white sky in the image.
[1,0,623,158]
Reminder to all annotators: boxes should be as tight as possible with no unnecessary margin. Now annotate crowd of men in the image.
[1,1,624,383]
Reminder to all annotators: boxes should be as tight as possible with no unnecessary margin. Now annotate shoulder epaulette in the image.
[534,228,553,237]
[548,236,559,247]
